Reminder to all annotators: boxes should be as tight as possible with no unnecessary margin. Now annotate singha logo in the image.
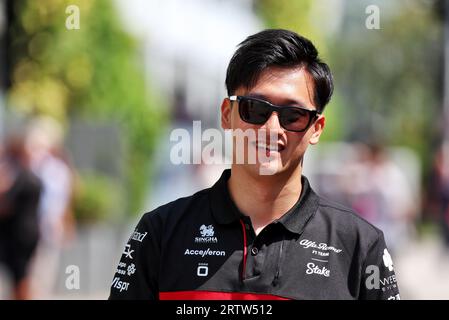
[200,224,214,237]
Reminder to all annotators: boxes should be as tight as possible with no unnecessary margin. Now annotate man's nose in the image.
[263,111,283,130]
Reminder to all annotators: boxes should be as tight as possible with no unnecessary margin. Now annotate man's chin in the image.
[235,160,284,177]
[258,160,283,176]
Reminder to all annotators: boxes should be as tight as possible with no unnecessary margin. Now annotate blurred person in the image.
[24,117,76,299]
[427,142,449,248]
[342,143,417,254]
[0,134,42,299]
[109,29,400,300]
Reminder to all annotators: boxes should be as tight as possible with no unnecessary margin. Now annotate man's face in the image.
[221,66,325,177]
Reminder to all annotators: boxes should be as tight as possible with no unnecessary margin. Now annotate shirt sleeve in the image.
[108,213,160,300]
[359,231,401,300]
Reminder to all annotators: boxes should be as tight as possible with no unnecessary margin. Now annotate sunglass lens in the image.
[239,99,271,124]
[281,108,310,131]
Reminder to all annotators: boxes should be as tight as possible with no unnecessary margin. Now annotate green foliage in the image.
[330,1,442,175]
[73,171,124,223]
[256,0,330,58]
[256,0,343,143]
[8,0,168,218]
[256,0,442,176]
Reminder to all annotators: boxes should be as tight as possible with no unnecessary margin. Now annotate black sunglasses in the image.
[229,95,320,132]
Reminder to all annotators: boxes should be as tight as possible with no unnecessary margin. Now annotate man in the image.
[109,29,400,300]
[0,134,42,299]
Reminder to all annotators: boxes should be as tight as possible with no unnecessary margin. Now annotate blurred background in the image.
[0,0,448,299]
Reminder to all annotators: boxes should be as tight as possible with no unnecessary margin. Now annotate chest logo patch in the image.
[299,239,343,254]
[306,262,330,277]
[195,224,218,243]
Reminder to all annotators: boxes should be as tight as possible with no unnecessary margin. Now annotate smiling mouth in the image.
[252,141,285,153]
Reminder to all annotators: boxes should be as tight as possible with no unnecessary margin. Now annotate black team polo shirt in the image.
[109,169,400,300]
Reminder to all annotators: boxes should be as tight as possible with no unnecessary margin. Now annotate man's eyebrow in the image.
[247,93,307,106]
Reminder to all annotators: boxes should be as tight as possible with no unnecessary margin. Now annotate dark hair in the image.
[225,29,334,112]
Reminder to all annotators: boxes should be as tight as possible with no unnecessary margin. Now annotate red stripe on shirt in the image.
[159,291,290,300]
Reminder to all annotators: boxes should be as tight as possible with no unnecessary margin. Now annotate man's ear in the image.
[221,98,232,130]
[309,115,325,145]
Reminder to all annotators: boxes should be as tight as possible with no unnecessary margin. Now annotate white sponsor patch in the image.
[306,262,330,277]
[299,239,343,253]
[380,274,398,292]
[123,244,134,259]
[184,248,225,257]
[127,263,136,276]
[129,229,148,242]
[200,225,214,237]
[195,224,218,243]
[383,249,394,272]
[111,277,130,292]
[197,263,209,277]
[115,262,127,275]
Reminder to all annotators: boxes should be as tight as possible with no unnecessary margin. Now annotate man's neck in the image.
[228,165,303,235]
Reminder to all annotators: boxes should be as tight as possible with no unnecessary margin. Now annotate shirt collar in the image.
[210,169,319,234]
[209,169,242,225]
